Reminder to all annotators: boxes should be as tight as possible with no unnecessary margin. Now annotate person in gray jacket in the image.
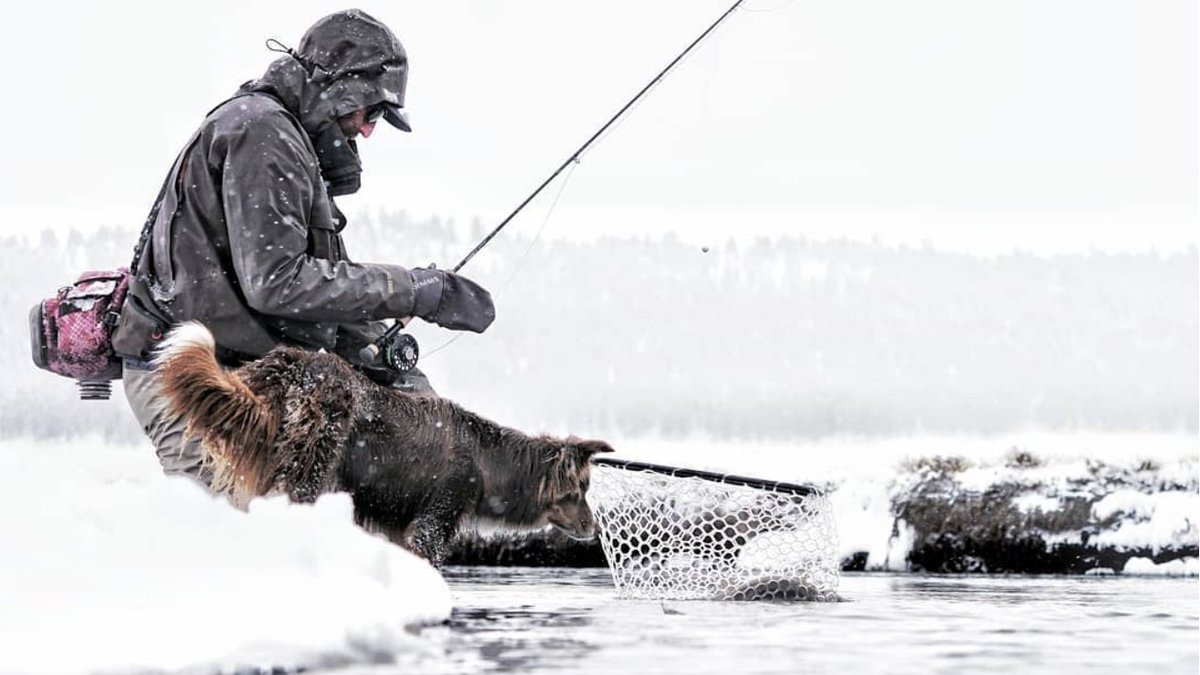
[112,10,494,487]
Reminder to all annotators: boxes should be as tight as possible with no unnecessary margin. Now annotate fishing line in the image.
[451,0,748,274]
[422,159,581,361]
[425,57,656,364]
[501,160,581,289]
[364,0,749,366]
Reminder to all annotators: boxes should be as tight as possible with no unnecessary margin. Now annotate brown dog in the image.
[153,322,612,565]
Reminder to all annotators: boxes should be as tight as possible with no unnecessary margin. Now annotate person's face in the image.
[338,107,380,140]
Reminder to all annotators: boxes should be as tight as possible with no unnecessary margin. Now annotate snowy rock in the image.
[886,454,1199,574]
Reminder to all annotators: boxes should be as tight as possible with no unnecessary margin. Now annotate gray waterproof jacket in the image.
[113,10,414,368]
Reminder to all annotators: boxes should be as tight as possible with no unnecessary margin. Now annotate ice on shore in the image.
[1122,556,1199,577]
[0,438,451,675]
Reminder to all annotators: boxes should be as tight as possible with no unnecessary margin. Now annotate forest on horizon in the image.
[4,209,1196,443]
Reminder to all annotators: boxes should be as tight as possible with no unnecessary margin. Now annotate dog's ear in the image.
[571,439,615,458]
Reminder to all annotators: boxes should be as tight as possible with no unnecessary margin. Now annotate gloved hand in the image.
[409,268,495,333]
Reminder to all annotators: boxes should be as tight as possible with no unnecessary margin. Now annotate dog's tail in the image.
[153,322,278,499]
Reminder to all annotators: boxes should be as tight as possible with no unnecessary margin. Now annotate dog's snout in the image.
[578,508,597,535]
[547,500,600,540]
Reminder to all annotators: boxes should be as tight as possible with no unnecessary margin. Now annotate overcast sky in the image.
[0,0,1195,254]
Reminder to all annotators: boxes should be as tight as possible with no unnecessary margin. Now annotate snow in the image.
[0,437,451,675]
[1122,556,1200,577]
[607,431,1199,486]
[1,429,1194,670]
[823,478,908,571]
[1013,493,1064,514]
[1091,490,1200,552]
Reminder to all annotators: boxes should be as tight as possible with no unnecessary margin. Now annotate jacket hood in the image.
[241,9,409,137]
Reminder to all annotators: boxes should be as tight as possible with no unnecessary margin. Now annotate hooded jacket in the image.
[113,10,414,368]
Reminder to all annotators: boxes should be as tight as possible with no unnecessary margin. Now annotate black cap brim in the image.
[382,104,411,132]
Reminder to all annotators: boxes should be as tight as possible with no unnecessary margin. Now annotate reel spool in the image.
[382,332,419,373]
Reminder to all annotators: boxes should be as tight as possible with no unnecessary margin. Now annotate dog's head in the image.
[540,439,614,540]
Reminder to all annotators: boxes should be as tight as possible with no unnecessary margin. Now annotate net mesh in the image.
[588,462,839,602]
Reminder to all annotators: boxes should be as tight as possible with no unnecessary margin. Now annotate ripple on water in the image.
[400,569,1200,675]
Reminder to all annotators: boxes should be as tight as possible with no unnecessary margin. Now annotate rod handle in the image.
[359,316,414,364]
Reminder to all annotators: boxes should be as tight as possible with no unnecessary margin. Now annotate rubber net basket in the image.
[588,458,839,601]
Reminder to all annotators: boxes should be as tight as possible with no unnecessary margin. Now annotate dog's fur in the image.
[153,322,612,565]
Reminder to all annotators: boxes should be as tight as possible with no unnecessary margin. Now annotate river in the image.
[376,568,1199,674]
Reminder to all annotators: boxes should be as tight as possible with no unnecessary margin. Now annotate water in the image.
[385,568,1198,674]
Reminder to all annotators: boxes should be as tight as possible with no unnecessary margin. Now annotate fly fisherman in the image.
[112,10,494,488]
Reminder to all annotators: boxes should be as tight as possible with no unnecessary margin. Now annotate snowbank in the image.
[0,438,451,675]
[1121,556,1199,577]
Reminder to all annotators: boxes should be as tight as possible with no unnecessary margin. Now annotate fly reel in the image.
[382,331,419,373]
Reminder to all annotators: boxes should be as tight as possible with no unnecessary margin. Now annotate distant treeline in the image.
[4,210,1196,442]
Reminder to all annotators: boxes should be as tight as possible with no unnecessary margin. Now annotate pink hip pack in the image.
[30,268,130,400]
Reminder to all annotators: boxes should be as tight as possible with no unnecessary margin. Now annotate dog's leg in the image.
[404,503,462,567]
[352,503,458,567]
[352,506,410,546]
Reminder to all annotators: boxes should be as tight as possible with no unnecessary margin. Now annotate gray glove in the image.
[409,268,495,333]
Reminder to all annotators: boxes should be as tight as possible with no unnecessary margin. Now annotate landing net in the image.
[588,458,839,602]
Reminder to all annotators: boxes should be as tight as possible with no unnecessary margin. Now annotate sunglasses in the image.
[365,104,388,123]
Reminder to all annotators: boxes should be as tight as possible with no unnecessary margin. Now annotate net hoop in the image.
[591,457,821,496]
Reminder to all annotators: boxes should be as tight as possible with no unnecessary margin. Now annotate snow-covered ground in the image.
[0,437,451,675]
[1,431,1194,672]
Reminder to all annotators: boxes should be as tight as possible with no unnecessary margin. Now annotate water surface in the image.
[390,568,1197,674]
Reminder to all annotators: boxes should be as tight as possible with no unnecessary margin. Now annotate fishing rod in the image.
[363,0,748,371]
